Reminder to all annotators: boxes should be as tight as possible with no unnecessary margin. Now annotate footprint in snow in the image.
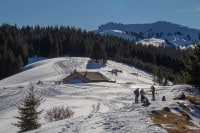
[103,122,111,126]
[65,125,70,128]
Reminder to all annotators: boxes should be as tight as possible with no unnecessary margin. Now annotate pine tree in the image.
[187,44,200,88]
[90,43,107,64]
[16,55,24,70]
[14,84,42,132]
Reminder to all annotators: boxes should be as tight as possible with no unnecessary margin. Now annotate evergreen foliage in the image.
[187,44,200,88]
[14,84,42,132]
[90,42,107,64]
[0,23,191,83]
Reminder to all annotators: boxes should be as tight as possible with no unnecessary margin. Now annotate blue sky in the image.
[0,0,200,30]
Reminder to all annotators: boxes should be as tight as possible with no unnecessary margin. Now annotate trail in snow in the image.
[0,57,199,133]
[27,82,167,133]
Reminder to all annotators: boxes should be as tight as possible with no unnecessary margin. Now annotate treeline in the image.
[104,36,190,83]
[0,23,190,83]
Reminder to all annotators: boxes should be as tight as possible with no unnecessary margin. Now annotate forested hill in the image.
[0,24,190,82]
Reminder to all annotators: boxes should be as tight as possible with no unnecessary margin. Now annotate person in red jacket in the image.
[179,92,186,100]
[143,96,151,106]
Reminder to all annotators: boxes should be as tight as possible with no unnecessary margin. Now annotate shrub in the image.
[45,106,74,122]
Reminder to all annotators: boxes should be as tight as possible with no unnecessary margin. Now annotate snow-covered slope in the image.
[0,57,153,87]
[137,38,166,47]
[0,57,199,133]
[96,21,200,47]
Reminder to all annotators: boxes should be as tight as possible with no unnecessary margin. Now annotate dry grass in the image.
[150,108,200,133]
[187,94,200,105]
[151,88,200,132]
[176,102,192,120]
[177,102,190,113]
[45,106,74,122]
[150,90,200,133]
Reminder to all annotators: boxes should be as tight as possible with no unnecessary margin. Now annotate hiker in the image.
[179,92,186,100]
[151,85,155,100]
[140,89,145,95]
[143,96,151,106]
[162,96,166,101]
[140,89,145,102]
[134,88,139,103]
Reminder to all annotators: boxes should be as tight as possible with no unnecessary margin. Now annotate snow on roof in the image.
[63,71,110,83]
[78,71,110,81]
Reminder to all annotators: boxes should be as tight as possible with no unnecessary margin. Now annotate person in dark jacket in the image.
[140,89,145,102]
[162,96,166,101]
[134,88,139,103]
[151,85,155,100]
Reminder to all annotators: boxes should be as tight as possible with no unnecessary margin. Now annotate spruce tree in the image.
[14,84,42,132]
[187,44,200,88]
[16,55,24,71]
[90,43,107,64]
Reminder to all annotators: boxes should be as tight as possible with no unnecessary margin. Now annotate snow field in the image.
[0,57,199,133]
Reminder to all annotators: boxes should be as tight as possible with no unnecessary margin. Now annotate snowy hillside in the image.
[96,21,200,47]
[137,38,166,47]
[0,57,200,133]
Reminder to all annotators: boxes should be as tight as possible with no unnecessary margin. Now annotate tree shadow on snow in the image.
[86,60,105,69]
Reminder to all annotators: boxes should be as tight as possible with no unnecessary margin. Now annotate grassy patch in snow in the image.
[187,93,200,106]
[150,107,200,133]
[150,89,200,133]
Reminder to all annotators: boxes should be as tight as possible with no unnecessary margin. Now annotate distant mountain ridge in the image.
[96,21,200,48]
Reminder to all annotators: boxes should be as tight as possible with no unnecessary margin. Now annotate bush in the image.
[45,106,74,122]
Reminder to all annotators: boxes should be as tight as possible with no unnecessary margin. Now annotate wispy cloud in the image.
[182,6,200,13]
[181,6,200,17]
[190,7,200,12]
